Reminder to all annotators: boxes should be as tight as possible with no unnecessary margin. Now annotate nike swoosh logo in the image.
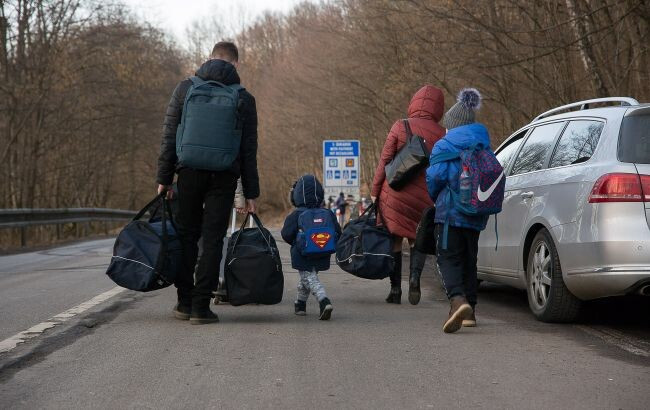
[477,172,504,202]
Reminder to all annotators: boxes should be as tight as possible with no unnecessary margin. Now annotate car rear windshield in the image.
[619,113,650,164]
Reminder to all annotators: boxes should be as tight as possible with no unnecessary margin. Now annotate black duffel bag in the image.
[385,119,430,190]
[335,202,394,279]
[414,206,437,255]
[106,193,182,291]
[225,213,284,306]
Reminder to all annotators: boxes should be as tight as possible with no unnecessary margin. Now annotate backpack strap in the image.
[494,214,499,251]
[188,76,228,90]
[296,207,308,231]
[229,83,245,92]
[189,76,204,86]
[229,84,246,128]
[189,76,225,88]
[403,119,413,139]
[189,76,246,93]
[430,151,460,165]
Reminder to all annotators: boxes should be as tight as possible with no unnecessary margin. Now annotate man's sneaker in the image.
[462,309,477,327]
[442,296,472,333]
[294,300,307,316]
[189,308,220,325]
[319,298,333,320]
[172,303,191,320]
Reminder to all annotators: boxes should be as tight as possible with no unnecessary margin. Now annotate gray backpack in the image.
[176,76,244,171]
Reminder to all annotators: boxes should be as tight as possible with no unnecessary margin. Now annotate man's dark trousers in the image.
[176,168,237,310]
[435,224,480,307]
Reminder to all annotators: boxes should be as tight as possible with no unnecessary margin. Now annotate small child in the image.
[281,174,341,320]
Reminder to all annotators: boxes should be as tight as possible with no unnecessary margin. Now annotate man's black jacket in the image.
[157,59,260,199]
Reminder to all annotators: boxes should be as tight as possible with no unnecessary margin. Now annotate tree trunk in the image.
[564,0,611,97]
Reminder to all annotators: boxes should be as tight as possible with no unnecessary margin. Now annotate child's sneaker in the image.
[294,300,307,316]
[318,298,333,320]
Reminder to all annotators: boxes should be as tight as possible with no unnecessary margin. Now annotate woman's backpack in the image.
[225,213,284,306]
[106,193,182,292]
[384,119,430,190]
[335,202,394,280]
[296,208,338,256]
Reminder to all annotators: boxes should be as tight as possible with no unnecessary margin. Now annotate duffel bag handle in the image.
[133,193,165,221]
[133,193,177,276]
[359,200,380,223]
[232,212,273,252]
[133,192,177,241]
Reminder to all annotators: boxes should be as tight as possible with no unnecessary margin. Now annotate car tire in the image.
[526,229,581,322]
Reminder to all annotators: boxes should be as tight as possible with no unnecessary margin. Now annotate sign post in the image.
[323,140,361,201]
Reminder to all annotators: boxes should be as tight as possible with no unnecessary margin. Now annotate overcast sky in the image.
[121,0,308,44]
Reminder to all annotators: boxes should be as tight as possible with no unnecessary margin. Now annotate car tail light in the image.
[588,173,646,203]
[641,175,650,202]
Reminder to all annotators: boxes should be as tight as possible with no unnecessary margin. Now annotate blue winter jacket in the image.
[426,123,492,231]
[281,175,341,272]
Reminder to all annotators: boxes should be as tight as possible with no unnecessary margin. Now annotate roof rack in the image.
[534,97,639,121]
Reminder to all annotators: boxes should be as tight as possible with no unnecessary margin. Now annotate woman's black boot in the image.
[408,248,427,305]
[386,252,402,304]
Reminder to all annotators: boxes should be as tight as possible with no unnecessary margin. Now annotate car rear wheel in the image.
[526,229,581,322]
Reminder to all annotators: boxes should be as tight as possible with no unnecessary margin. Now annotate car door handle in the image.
[521,191,534,199]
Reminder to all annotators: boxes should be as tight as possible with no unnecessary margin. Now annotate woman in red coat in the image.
[371,85,445,304]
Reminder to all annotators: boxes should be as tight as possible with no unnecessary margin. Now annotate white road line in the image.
[0,286,126,354]
[576,325,650,358]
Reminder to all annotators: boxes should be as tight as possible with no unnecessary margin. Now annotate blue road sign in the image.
[323,140,360,189]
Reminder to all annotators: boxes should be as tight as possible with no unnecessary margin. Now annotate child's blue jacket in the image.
[425,123,492,231]
[281,175,341,272]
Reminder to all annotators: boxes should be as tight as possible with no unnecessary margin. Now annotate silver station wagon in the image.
[477,97,650,322]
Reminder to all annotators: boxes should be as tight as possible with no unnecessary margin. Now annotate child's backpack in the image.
[430,145,505,248]
[176,76,244,172]
[296,208,338,256]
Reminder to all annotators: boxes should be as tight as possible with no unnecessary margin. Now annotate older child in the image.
[426,88,497,333]
[281,175,341,320]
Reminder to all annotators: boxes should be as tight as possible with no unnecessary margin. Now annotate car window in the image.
[549,120,604,168]
[619,113,650,164]
[496,130,527,173]
[511,122,565,175]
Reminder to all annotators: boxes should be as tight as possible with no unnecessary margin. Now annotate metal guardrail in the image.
[0,208,137,228]
[0,208,137,247]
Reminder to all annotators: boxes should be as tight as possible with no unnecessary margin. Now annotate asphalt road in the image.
[0,236,649,409]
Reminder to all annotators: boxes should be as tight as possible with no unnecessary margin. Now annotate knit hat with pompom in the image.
[442,88,482,130]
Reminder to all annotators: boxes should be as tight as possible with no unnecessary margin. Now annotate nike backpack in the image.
[176,76,244,171]
[431,145,505,216]
[430,145,505,249]
[296,208,338,256]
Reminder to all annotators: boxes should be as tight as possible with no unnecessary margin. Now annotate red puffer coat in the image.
[371,85,445,239]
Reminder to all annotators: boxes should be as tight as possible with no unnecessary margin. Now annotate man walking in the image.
[157,41,259,324]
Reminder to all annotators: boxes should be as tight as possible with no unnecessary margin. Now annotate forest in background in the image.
[1,0,649,216]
